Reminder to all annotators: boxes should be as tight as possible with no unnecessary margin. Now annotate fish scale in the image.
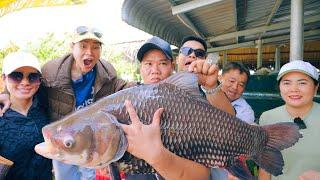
[37,72,301,178]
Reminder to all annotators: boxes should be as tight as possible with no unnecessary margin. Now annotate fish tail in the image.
[252,122,302,176]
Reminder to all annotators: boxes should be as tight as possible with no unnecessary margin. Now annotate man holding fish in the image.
[117,36,234,180]
[121,36,239,180]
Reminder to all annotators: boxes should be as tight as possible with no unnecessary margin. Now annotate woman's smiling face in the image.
[4,66,41,101]
[279,71,318,109]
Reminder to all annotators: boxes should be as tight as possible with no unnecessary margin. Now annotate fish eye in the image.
[63,137,75,148]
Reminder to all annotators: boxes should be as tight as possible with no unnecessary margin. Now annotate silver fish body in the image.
[36,73,301,177]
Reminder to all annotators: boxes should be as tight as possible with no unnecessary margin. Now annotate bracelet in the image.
[200,83,222,94]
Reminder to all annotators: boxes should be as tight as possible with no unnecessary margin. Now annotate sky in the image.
[0,0,151,48]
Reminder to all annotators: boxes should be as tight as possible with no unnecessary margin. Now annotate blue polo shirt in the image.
[0,96,52,180]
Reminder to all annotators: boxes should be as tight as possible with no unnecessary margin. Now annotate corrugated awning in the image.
[122,0,320,51]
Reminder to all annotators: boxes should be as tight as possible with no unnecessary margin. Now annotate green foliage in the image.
[26,33,69,65]
[102,45,141,82]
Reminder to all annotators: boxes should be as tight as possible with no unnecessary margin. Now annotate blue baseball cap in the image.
[137,36,173,61]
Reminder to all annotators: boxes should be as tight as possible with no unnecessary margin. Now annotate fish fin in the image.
[251,147,283,176]
[161,72,209,103]
[226,157,253,180]
[262,122,302,151]
[161,72,200,97]
[252,122,302,176]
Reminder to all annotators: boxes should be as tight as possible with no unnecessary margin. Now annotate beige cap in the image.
[2,51,41,75]
[277,60,319,81]
[72,26,104,44]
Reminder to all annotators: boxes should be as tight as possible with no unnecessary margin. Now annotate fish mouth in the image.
[35,140,62,161]
[35,142,52,159]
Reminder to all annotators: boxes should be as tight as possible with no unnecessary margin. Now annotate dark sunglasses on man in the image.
[293,117,307,130]
[179,47,206,59]
[76,26,103,38]
[8,71,41,84]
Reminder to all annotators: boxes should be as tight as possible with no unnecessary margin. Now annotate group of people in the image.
[0,25,319,180]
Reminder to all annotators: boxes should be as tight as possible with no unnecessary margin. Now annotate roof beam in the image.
[263,29,320,44]
[207,29,320,52]
[258,0,283,39]
[207,14,320,43]
[168,0,206,44]
[172,0,224,15]
[265,0,283,25]
[176,14,204,37]
[208,41,255,52]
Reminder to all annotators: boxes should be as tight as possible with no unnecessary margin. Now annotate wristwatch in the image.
[200,83,222,94]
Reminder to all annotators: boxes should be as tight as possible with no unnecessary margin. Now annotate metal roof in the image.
[122,0,320,51]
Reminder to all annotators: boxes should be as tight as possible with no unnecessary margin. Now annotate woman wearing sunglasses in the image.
[0,52,52,179]
[259,60,320,180]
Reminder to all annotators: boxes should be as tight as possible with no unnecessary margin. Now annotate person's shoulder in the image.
[42,54,71,76]
[97,59,116,72]
[233,97,252,109]
[41,54,73,84]
[262,105,284,114]
[310,102,320,115]
[239,97,252,107]
[0,109,18,126]
[42,53,71,70]
[0,116,5,125]
[259,105,285,125]
[313,102,320,109]
[96,58,117,78]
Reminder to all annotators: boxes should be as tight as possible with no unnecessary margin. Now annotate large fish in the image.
[35,72,301,178]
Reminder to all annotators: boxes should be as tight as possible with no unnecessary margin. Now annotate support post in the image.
[257,39,262,69]
[290,0,304,61]
[275,46,281,71]
[222,51,228,67]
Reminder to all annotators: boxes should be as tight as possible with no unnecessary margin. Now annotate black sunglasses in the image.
[76,26,103,38]
[179,47,206,59]
[293,117,307,130]
[8,72,41,84]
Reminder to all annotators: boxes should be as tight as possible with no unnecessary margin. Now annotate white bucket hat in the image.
[277,60,319,81]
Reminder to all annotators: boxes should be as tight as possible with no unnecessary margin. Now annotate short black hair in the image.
[180,35,207,52]
[222,62,250,80]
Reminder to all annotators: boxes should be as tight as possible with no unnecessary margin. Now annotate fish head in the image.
[35,109,127,168]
